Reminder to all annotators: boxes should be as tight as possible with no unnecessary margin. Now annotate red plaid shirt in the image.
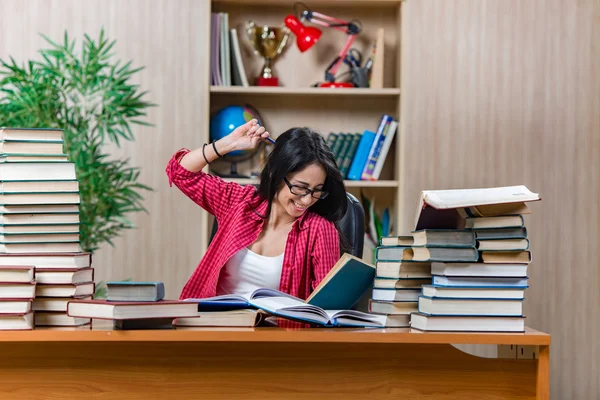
[166,149,340,301]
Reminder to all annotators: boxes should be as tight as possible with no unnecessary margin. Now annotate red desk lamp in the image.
[284,2,361,88]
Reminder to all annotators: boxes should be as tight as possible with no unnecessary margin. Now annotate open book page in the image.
[185,293,252,310]
[248,288,300,300]
[184,288,299,311]
[325,309,388,327]
[421,185,540,210]
[250,296,330,326]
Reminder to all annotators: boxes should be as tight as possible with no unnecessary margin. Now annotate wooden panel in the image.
[0,341,539,399]
[400,0,600,398]
[0,0,210,300]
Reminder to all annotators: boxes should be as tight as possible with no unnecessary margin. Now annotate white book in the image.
[36,282,94,297]
[0,141,64,154]
[0,155,68,162]
[34,312,90,326]
[0,224,80,234]
[0,265,34,282]
[33,296,92,312]
[418,296,523,316]
[0,180,79,193]
[371,288,421,302]
[422,285,525,300]
[0,253,90,269]
[175,309,261,327]
[432,276,529,288]
[0,282,36,299]
[418,185,540,210]
[0,242,81,253]
[35,267,94,285]
[0,299,31,314]
[0,127,63,141]
[0,192,80,205]
[410,313,525,332]
[371,120,397,180]
[230,29,249,87]
[0,233,79,243]
[0,204,79,214]
[430,262,528,277]
[414,185,540,230]
[67,299,199,320]
[0,311,34,330]
[0,162,76,181]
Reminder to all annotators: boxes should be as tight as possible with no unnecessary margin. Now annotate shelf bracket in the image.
[497,344,539,359]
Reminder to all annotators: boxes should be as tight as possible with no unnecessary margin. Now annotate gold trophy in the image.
[245,21,290,86]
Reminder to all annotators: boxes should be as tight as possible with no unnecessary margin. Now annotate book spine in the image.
[371,120,398,180]
[339,133,361,178]
[347,130,376,180]
[361,115,393,180]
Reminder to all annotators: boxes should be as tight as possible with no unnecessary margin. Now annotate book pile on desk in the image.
[367,236,431,327]
[66,282,199,329]
[0,128,94,326]
[0,127,94,328]
[0,265,35,329]
[406,185,540,333]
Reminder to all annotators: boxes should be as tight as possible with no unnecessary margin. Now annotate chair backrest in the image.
[208,192,365,258]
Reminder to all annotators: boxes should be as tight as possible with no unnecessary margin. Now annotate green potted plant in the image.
[0,29,154,255]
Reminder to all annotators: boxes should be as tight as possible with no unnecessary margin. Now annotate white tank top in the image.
[216,247,284,295]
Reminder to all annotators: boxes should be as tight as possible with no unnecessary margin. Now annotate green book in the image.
[306,253,376,310]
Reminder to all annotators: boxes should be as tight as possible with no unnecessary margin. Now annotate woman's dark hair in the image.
[257,127,351,254]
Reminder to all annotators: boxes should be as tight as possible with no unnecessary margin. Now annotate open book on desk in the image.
[186,288,405,328]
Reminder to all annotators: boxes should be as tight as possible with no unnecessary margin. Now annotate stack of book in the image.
[407,185,540,333]
[367,236,431,327]
[0,265,35,330]
[66,282,199,329]
[0,127,94,327]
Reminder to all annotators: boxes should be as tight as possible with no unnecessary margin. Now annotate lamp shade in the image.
[284,15,321,52]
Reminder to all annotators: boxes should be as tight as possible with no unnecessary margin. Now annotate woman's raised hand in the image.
[223,119,270,152]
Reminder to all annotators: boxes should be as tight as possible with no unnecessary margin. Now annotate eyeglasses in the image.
[283,177,329,200]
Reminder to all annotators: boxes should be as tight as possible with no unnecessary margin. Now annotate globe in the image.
[209,105,263,178]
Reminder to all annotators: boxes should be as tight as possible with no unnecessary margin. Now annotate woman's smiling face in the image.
[275,163,327,218]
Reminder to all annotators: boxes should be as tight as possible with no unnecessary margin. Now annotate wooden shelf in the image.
[219,177,398,188]
[210,86,401,97]
[213,0,402,6]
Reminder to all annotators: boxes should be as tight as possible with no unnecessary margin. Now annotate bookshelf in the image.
[203,0,404,257]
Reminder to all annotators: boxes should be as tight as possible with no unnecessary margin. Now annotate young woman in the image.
[166,119,348,300]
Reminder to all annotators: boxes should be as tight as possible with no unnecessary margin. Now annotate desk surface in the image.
[0,322,550,345]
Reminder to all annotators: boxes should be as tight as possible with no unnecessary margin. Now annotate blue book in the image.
[106,281,165,302]
[346,130,376,180]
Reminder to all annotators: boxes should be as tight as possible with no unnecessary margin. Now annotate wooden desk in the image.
[0,323,550,400]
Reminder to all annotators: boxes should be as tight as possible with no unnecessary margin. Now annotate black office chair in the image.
[208,192,365,258]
